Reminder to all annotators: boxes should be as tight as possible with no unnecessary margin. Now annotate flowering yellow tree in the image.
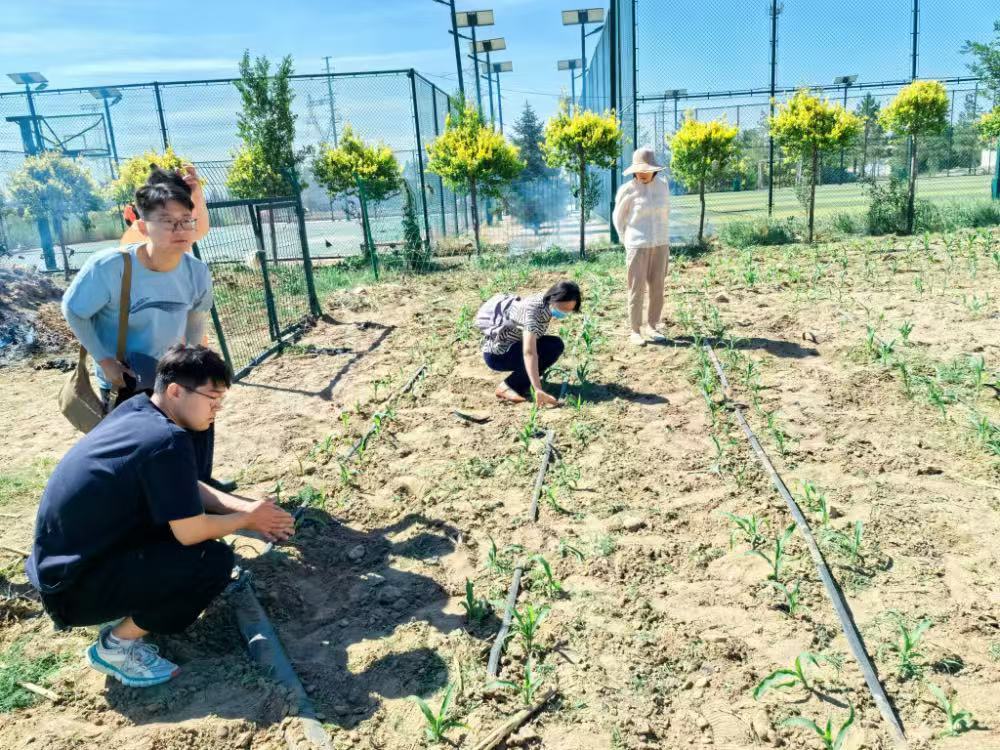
[770,90,861,242]
[542,104,622,257]
[104,147,189,207]
[668,117,741,242]
[977,106,1000,199]
[879,81,949,234]
[426,97,524,253]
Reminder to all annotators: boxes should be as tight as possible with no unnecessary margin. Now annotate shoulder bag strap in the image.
[115,249,132,361]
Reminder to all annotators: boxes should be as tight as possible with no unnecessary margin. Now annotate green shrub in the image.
[865,177,909,235]
[721,217,801,248]
[830,212,862,236]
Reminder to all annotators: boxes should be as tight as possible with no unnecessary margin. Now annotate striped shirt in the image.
[481,294,553,355]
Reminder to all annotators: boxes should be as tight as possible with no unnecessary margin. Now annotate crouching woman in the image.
[478,280,582,406]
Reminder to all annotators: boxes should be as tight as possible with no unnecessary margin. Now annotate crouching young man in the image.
[25,345,295,687]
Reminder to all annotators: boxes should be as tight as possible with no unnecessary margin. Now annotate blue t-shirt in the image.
[25,395,205,595]
[62,244,213,390]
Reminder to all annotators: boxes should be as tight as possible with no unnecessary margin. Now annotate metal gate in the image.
[193,196,321,380]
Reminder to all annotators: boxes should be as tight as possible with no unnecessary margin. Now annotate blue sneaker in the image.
[85,627,179,688]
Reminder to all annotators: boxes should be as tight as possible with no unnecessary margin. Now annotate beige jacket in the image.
[612,176,671,249]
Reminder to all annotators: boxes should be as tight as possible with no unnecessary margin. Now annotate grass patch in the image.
[720,217,802,248]
[0,459,55,508]
[0,639,69,713]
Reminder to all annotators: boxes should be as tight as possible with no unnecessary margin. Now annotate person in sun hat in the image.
[612,146,671,346]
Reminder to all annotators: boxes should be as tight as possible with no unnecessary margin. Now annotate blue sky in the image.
[0,0,994,124]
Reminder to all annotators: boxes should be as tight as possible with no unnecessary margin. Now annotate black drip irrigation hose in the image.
[487,566,523,678]
[343,363,427,461]
[704,344,908,748]
[231,585,332,750]
[528,430,556,522]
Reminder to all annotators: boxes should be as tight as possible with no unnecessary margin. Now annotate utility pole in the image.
[323,56,339,147]
[767,0,781,216]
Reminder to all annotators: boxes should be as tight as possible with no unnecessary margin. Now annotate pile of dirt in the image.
[0,268,75,366]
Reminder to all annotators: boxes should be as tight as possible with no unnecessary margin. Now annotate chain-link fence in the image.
[582,0,999,240]
[0,69,481,271]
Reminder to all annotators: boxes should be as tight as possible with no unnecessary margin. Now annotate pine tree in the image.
[510,103,552,182]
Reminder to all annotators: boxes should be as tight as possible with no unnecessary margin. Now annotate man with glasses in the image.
[62,166,226,483]
[26,345,296,687]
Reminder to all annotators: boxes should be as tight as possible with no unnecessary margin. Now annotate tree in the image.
[510,102,554,182]
[426,96,524,252]
[542,104,622,257]
[226,50,304,200]
[311,125,402,261]
[10,152,102,278]
[668,116,741,242]
[978,106,1000,197]
[400,181,428,270]
[854,94,883,180]
[105,147,189,207]
[770,90,861,243]
[879,81,949,234]
[962,20,1000,99]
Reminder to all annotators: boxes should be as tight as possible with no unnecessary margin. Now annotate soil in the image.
[0,268,75,367]
[1,229,998,750]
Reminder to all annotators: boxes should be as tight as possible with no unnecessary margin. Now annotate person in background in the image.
[62,166,221,482]
[612,146,671,347]
[26,346,295,688]
[479,280,582,406]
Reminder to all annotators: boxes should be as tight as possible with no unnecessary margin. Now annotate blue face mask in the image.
[550,307,568,319]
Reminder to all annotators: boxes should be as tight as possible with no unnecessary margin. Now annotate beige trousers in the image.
[626,244,670,332]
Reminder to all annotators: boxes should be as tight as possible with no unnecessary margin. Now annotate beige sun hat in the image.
[623,146,665,175]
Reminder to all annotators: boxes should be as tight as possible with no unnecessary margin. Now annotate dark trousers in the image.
[483,335,564,397]
[41,538,234,635]
[102,387,215,482]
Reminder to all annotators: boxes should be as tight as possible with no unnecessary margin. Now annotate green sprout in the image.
[753,651,825,699]
[781,705,854,750]
[409,683,466,743]
[722,511,767,550]
[748,523,796,580]
[511,603,549,656]
[489,657,545,706]
[767,579,802,616]
[927,683,976,737]
[460,579,491,624]
[886,616,931,680]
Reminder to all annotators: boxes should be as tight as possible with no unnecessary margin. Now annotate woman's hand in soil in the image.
[246,500,296,542]
[535,390,560,407]
[98,358,135,388]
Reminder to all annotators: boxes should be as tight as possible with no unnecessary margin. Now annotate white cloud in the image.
[47,58,237,78]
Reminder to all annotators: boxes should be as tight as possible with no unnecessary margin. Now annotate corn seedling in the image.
[455,304,474,341]
[340,412,350,432]
[518,401,540,451]
[309,434,335,459]
[969,413,1000,456]
[293,485,324,508]
[543,485,569,515]
[896,361,914,398]
[551,462,581,492]
[575,359,593,386]
[927,683,975,737]
[781,705,854,750]
[824,520,864,563]
[887,616,931,680]
[571,420,596,446]
[767,579,802,616]
[875,339,896,366]
[568,393,584,413]
[271,479,285,504]
[801,481,830,525]
[485,536,515,575]
[409,683,466,743]
[337,461,357,486]
[460,579,491,624]
[722,512,767,550]
[529,555,564,597]
[748,523,796,580]
[511,603,549,655]
[558,539,586,562]
[914,275,924,295]
[489,657,545,706]
[765,411,792,457]
[864,326,877,357]
[753,652,825,699]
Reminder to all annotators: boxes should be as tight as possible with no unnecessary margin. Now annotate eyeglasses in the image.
[149,217,198,233]
[179,384,226,407]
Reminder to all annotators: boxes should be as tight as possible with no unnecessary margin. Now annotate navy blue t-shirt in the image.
[26,394,205,594]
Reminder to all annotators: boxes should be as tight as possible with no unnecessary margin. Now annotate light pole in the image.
[432,0,466,97]
[474,37,506,127]
[562,8,604,109]
[557,59,583,110]
[661,89,686,133]
[456,9,495,113]
[88,87,122,175]
[489,61,512,133]
[7,72,47,155]
[833,75,858,182]
[8,71,55,271]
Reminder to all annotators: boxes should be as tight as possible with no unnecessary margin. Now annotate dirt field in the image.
[1,227,998,750]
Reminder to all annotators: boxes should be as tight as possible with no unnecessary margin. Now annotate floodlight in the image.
[7,72,47,86]
[558,59,583,71]
[455,9,495,28]
[833,75,859,85]
[473,37,506,53]
[562,8,604,25]
[491,61,513,73]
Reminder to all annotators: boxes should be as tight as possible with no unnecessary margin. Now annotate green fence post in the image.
[356,177,379,281]
[409,70,433,252]
[192,240,235,378]
[294,199,322,317]
[257,249,282,344]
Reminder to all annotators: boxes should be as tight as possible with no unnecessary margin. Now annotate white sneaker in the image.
[629,332,646,346]
[85,626,180,688]
[645,326,668,344]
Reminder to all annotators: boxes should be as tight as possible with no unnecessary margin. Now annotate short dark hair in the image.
[135,166,194,218]
[542,280,582,312]
[154,345,231,395]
